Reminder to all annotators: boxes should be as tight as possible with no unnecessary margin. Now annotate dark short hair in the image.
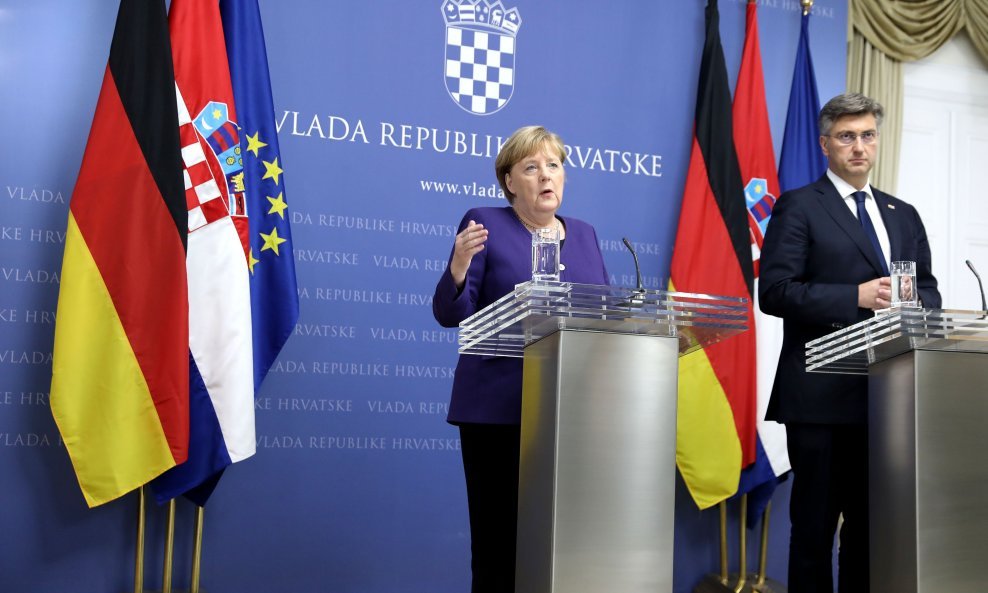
[818,93,884,135]
[495,126,566,204]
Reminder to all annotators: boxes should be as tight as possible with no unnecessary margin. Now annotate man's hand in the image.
[858,277,892,310]
[898,274,914,302]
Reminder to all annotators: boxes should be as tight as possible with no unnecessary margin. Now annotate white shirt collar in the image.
[827,168,873,201]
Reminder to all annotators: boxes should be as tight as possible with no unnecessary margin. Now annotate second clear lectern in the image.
[807,307,988,593]
[459,281,749,593]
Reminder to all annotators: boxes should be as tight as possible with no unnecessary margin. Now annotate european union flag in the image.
[778,11,827,194]
[221,0,299,392]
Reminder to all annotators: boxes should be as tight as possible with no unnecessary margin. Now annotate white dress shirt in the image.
[827,169,891,273]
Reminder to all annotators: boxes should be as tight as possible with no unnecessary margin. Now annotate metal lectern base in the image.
[693,573,787,593]
[516,330,679,593]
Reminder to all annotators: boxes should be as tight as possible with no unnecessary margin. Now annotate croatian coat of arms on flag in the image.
[177,93,249,236]
[745,176,777,271]
[442,0,522,116]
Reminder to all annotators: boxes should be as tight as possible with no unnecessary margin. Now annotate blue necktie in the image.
[853,191,889,276]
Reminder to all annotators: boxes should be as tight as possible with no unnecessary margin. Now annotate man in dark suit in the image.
[759,93,941,593]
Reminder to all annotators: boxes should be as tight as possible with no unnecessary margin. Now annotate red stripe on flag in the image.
[70,68,190,463]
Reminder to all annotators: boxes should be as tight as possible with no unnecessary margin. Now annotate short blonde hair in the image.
[495,126,566,204]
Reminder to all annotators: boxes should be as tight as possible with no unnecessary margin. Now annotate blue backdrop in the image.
[0,1,847,591]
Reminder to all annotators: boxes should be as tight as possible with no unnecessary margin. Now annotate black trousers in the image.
[786,423,869,593]
[458,423,521,593]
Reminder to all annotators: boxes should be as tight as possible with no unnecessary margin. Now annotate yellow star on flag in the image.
[248,248,260,274]
[212,107,222,120]
[262,157,283,185]
[267,192,288,219]
[246,132,267,157]
[260,227,287,256]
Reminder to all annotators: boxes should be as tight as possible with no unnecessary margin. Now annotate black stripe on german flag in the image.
[693,0,754,298]
[108,0,187,252]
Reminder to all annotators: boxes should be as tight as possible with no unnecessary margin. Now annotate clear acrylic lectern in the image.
[807,307,988,593]
[459,281,749,593]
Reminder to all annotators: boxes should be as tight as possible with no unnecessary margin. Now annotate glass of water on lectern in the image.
[891,260,917,306]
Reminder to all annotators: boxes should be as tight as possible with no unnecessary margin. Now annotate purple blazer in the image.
[433,206,609,425]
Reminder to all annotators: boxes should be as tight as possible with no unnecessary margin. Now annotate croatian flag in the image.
[731,0,791,524]
[152,0,257,505]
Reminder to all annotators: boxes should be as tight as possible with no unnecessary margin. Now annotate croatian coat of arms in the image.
[442,0,522,116]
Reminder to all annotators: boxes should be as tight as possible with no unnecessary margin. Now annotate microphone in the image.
[622,237,647,305]
[966,259,987,313]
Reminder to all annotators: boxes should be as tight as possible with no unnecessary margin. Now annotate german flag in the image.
[50,0,189,508]
[670,0,757,509]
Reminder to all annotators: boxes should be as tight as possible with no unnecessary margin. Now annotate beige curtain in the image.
[847,32,903,191]
[847,0,988,193]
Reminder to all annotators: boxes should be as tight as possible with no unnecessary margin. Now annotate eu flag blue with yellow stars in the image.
[221,0,299,392]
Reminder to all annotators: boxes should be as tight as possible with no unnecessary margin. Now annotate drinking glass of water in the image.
[890,260,917,307]
[531,227,560,283]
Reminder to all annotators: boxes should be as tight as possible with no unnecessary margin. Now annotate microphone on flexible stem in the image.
[623,237,647,306]
[965,259,987,315]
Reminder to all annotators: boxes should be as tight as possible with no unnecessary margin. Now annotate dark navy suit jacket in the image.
[759,175,941,424]
[433,206,609,425]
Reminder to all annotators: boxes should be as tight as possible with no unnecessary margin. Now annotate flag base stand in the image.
[693,498,788,593]
[694,573,787,593]
[129,488,208,593]
[749,578,786,593]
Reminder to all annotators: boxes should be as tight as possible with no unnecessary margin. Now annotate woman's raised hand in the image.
[450,220,488,289]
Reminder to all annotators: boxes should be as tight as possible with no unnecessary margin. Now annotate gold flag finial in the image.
[801,0,814,16]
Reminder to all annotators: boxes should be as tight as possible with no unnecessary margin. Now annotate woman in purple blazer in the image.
[433,126,608,592]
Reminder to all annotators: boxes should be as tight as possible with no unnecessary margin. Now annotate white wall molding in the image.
[899,35,988,310]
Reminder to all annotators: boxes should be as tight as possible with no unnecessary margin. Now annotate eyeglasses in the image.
[827,130,879,145]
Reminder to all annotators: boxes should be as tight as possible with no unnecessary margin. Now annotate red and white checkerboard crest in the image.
[175,88,248,235]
